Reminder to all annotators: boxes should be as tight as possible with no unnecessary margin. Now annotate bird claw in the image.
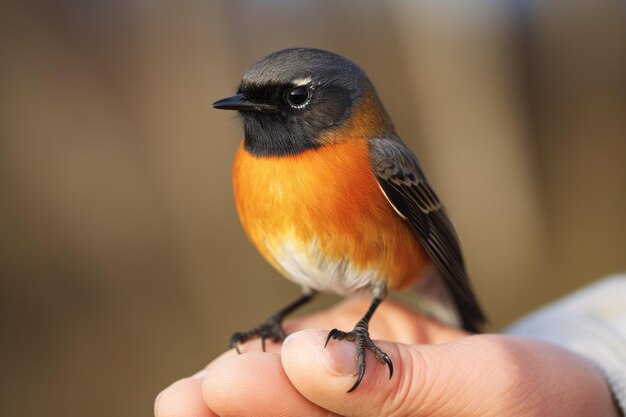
[229,316,286,353]
[382,353,394,379]
[324,326,393,392]
[324,328,347,347]
[229,332,244,353]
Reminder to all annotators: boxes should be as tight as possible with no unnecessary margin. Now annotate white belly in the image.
[270,236,381,296]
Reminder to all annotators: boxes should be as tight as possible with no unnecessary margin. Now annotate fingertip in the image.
[202,351,329,417]
[281,329,405,414]
[282,328,479,417]
[155,378,217,417]
[202,352,258,409]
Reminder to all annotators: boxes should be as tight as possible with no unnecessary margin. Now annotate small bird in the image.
[212,48,485,392]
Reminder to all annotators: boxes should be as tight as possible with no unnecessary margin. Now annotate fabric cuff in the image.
[505,275,626,416]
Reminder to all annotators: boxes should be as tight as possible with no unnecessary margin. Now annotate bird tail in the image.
[412,264,486,333]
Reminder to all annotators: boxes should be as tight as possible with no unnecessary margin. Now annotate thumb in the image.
[281,329,522,417]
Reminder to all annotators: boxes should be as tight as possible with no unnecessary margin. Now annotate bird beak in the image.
[211,94,274,111]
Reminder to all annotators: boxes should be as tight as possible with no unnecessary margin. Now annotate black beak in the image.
[211,94,274,111]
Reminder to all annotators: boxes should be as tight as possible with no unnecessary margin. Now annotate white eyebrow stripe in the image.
[293,77,313,86]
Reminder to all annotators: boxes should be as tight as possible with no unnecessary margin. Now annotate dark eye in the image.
[286,86,309,107]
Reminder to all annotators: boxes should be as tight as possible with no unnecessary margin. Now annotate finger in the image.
[153,339,281,417]
[155,372,217,417]
[153,343,284,417]
[281,330,535,417]
[202,351,339,417]
[156,297,467,417]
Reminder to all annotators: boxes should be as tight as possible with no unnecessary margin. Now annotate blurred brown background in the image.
[1,1,625,416]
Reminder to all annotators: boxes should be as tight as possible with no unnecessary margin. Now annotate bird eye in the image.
[286,86,309,107]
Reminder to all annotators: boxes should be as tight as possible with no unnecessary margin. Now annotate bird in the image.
[212,47,486,392]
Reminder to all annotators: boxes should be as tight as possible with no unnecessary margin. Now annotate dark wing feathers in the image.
[369,136,486,332]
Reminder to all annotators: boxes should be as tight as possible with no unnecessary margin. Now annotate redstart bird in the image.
[212,48,485,392]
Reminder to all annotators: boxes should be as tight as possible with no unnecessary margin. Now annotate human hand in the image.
[154,297,620,417]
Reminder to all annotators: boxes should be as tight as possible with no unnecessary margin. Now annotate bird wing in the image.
[368,136,486,332]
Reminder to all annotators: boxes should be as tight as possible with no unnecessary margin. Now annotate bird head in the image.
[212,48,393,156]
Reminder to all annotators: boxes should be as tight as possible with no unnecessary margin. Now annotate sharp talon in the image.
[261,335,267,352]
[383,355,394,379]
[230,338,242,354]
[347,365,366,393]
[230,332,243,354]
[324,329,337,348]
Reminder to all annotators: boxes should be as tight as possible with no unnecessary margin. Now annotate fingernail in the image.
[283,329,357,376]
[322,336,358,376]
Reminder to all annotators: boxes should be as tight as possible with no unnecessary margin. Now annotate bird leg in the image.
[230,292,316,353]
[324,297,393,392]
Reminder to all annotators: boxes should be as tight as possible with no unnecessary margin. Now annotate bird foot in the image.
[230,314,286,353]
[324,322,393,392]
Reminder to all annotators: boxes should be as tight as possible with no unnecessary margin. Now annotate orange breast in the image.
[232,139,429,293]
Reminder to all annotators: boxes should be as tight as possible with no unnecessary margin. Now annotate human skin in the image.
[154,297,620,417]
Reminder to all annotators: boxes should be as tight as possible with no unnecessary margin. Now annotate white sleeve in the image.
[505,275,626,416]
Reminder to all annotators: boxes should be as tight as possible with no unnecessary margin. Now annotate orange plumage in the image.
[233,138,429,293]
